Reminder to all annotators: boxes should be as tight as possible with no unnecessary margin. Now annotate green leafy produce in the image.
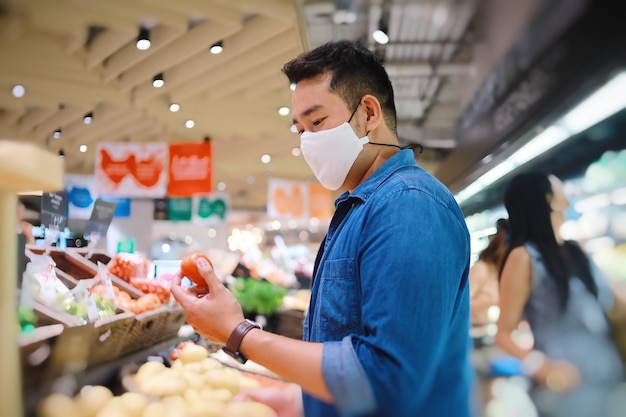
[229,277,287,316]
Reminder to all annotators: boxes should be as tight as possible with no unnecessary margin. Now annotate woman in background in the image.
[469,218,509,331]
[495,171,626,417]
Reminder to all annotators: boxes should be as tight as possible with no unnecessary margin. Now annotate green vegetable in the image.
[229,277,287,316]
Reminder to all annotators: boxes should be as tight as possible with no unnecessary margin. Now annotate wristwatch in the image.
[222,319,261,364]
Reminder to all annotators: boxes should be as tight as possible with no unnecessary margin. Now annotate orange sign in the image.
[95,143,167,198]
[308,183,333,221]
[168,142,212,197]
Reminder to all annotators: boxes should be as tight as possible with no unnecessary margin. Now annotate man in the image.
[171,40,473,417]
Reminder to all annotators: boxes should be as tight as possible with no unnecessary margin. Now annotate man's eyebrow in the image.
[292,104,323,125]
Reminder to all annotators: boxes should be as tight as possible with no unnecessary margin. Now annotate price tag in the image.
[84,199,117,238]
[40,191,68,231]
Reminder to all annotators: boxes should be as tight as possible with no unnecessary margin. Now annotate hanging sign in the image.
[65,174,97,220]
[168,142,212,197]
[95,143,167,198]
[84,199,117,238]
[168,198,193,221]
[192,193,229,225]
[267,178,306,219]
[40,191,68,231]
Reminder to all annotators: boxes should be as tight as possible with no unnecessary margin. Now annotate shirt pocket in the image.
[318,258,361,336]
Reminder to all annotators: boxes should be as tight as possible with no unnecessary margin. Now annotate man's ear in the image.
[361,94,383,131]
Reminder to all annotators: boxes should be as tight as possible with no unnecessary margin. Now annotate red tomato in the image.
[181,252,213,286]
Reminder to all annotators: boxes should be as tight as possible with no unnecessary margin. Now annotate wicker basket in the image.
[19,324,64,394]
[119,306,171,356]
[87,312,135,367]
[160,305,186,340]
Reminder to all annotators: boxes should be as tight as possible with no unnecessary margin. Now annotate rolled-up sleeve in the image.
[322,337,377,416]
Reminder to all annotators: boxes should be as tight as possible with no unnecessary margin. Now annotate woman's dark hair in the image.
[502,171,597,310]
[282,40,397,135]
[479,218,509,268]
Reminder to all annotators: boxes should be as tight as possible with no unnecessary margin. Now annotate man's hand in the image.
[170,256,244,344]
[235,386,303,417]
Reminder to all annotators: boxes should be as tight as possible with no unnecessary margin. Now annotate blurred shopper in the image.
[495,171,626,417]
[17,201,35,245]
[172,40,474,417]
[469,218,509,332]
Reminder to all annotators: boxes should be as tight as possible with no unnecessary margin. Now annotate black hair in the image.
[282,40,397,135]
[501,171,597,310]
[479,218,509,267]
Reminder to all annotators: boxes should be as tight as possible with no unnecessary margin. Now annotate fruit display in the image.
[107,253,149,282]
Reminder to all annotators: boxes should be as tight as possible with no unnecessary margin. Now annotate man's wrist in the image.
[222,319,261,364]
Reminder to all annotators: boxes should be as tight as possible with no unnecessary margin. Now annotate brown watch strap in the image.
[223,319,260,363]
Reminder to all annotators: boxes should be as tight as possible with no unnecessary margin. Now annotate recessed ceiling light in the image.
[261,154,271,164]
[210,41,223,54]
[53,129,62,139]
[185,119,195,128]
[12,84,25,98]
[217,182,226,191]
[247,175,255,184]
[152,73,164,88]
[169,103,180,112]
[278,106,290,116]
[289,83,296,91]
[290,124,298,133]
[136,27,151,50]
[79,144,88,153]
[83,112,93,124]
[373,29,390,45]
[291,147,301,157]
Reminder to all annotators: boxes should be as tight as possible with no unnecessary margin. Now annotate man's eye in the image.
[312,119,322,126]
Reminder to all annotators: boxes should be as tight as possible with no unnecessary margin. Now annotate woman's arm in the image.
[494,246,533,358]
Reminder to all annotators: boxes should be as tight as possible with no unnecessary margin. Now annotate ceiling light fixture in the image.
[12,84,25,98]
[53,129,62,139]
[289,83,296,91]
[290,124,298,133]
[373,29,389,45]
[58,149,65,158]
[454,71,626,206]
[261,154,271,164]
[79,144,88,153]
[169,103,180,112]
[373,16,390,45]
[278,106,290,116]
[210,41,223,54]
[185,119,195,128]
[152,73,164,88]
[83,112,93,124]
[136,27,151,50]
[203,135,211,142]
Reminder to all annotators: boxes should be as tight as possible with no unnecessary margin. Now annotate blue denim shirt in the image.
[302,150,473,417]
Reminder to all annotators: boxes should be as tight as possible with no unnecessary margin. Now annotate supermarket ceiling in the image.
[0,0,539,211]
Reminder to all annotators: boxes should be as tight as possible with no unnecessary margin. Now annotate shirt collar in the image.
[335,149,418,207]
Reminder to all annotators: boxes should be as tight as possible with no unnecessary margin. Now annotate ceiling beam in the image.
[117,18,242,92]
[102,23,187,83]
[215,0,297,21]
[18,108,57,135]
[30,105,94,141]
[131,15,293,104]
[385,62,471,77]
[243,72,290,99]
[86,28,136,70]
[170,42,298,102]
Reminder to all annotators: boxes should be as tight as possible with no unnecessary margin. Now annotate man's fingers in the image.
[197,257,221,290]
[170,271,190,306]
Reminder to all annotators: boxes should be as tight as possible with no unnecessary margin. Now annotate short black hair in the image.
[282,40,397,135]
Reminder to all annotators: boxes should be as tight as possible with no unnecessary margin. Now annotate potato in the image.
[178,344,209,364]
[204,368,239,394]
[141,402,168,417]
[119,392,149,417]
[74,385,113,417]
[95,398,129,417]
[140,374,187,397]
[200,387,234,403]
[187,400,226,417]
[201,357,224,371]
[134,361,166,386]
[37,393,80,417]
[182,362,205,374]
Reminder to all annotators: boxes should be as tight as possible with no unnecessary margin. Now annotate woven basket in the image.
[119,307,171,356]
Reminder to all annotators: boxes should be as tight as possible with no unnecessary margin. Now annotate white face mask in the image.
[300,121,369,190]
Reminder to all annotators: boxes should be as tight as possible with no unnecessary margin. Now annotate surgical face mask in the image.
[300,102,368,190]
